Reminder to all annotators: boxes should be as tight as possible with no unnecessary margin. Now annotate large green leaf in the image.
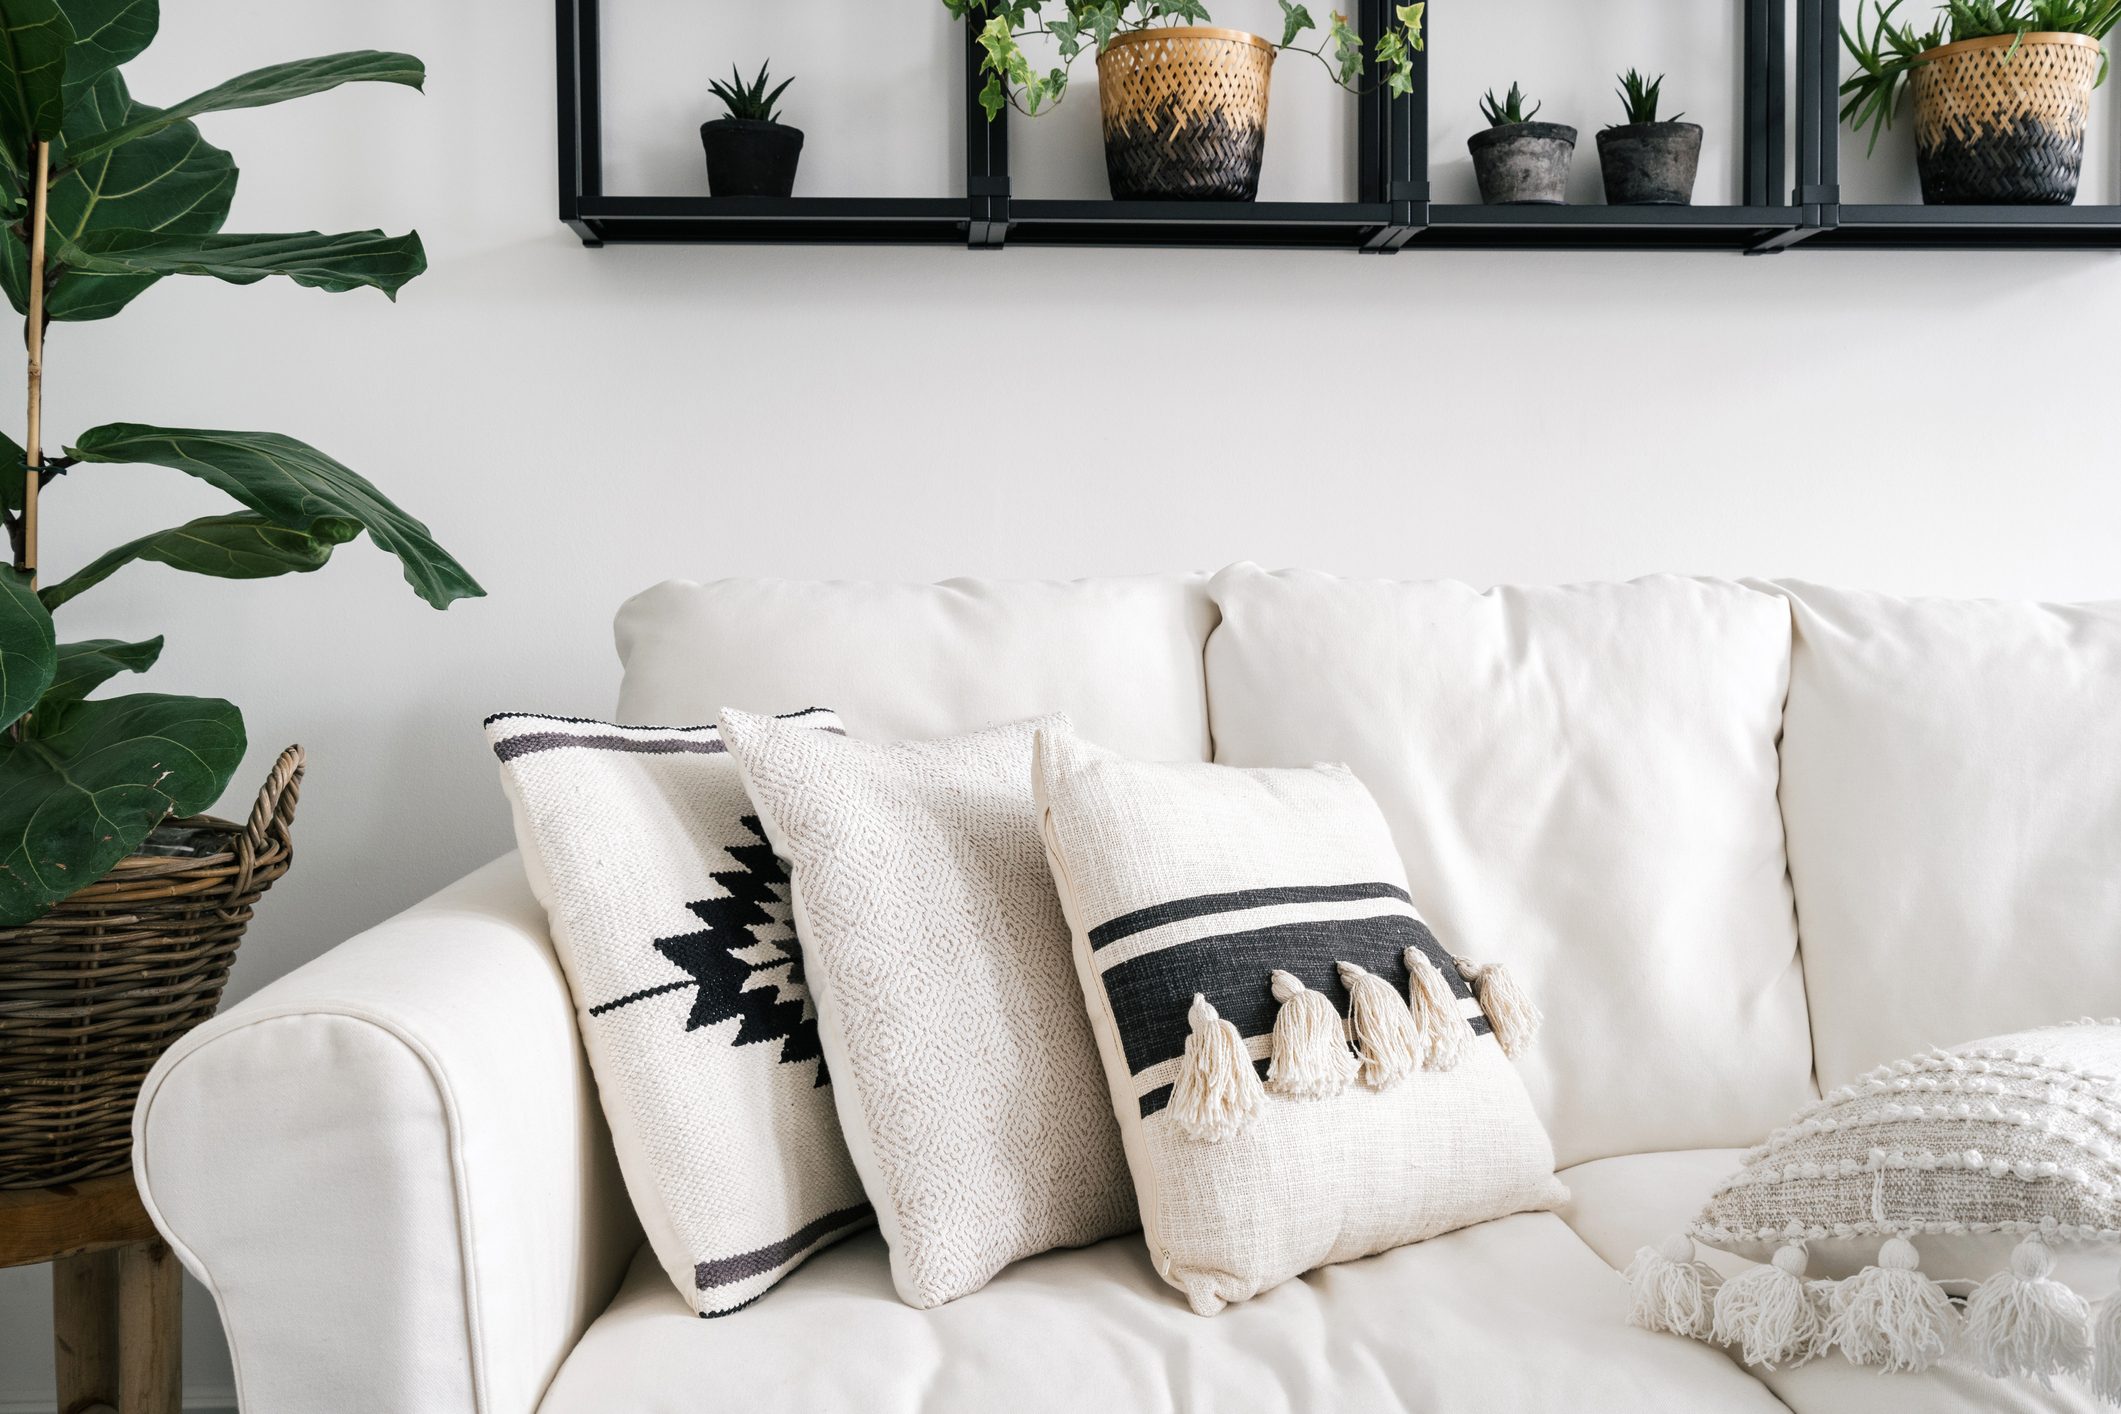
[55,226,425,299]
[56,0,153,113]
[67,424,483,608]
[0,426,22,514]
[39,511,359,609]
[0,690,242,922]
[1,69,235,322]
[65,49,422,166]
[0,0,72,169]
[44,634,158,705]
[0,563,54,724]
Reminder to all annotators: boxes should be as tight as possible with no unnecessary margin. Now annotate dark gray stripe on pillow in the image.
[493,727,844,762]
[1101,912,1484,1079]
[1136,1056,1273,1121]
[694,1203,875,1293]
[1088,881,1414,951]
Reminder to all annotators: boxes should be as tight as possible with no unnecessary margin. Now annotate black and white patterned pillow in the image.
[486,710,870,1316]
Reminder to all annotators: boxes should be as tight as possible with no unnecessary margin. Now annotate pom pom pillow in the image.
[718,709,1136,1311]
[1032,725,1566,1316]
[487,710,872,1316]
[1628,1020,2121,1389]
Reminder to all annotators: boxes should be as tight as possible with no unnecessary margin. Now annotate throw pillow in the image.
[1628,1020,2121,1389]
[486,710,872,1317]
[1032,725,1567,1316]
[717,709,1137,1310]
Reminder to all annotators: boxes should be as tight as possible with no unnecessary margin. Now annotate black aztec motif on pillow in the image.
[488,709,871,1316]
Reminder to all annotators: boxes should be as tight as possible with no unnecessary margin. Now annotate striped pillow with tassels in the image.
[1033,723,1566,1316]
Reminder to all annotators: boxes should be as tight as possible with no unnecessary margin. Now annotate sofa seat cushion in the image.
[1204,566,1813,1166]
[540,1220,1783,1414]
[1557,1151,2107,1414]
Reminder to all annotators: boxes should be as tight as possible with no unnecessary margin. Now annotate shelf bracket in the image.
[968,179,1011,250]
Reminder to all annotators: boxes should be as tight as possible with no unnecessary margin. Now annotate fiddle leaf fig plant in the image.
[945,0,1425,120]
[0,0,482,925]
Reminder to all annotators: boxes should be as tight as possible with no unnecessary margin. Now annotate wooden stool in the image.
[0,1174,181,1414]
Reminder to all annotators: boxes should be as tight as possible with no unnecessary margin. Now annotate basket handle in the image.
[242,744,306,856]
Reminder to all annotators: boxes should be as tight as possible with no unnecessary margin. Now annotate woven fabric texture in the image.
[1695,1021,2121,1264]
[487,710,870,1317]
[719,709,1136,1310]
[1034,725,1566,1316]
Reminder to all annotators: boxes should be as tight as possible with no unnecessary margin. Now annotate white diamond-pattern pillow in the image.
[487,710,870,1316]
[719,709,1136,1309]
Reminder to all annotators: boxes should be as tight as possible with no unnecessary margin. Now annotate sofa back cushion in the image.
[1772,582,2121,1090]
[1203,566,1813,1166]
[614,574,1215,760]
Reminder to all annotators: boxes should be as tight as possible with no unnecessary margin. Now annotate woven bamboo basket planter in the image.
[1910,31,2101,204]
[1097,26,1275,201]
[0,745,303,1188]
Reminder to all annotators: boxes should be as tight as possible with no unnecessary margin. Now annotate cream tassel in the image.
[1826,1236,1958,1373]
[2091,1264,2121,1405]
[1456,957,1542,1058]
[1266,970,1357,1100]
[1170,994,1265,1143]
[1338,961,1424,1090]
[1711,1243,1830,1369]
[1963,1237,2093,1382]
[1403,946,1470,1071]
[1625,1233,1720,1339]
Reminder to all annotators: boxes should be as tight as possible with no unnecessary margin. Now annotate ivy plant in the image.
[1841,0,2121,152]
[943,0,1426,120]
[0,0,481,925]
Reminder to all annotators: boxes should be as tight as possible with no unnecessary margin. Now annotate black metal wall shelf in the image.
[556,0,2121,253]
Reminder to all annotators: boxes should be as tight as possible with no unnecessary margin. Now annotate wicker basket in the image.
[1910,31,2101,204]
[1097,26,1275,201]
[0,745,303,1188]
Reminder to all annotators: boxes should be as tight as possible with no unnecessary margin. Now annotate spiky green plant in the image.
[1613,68,1682,126]
[1480,82,1542,126]
[708,61,794,124]
[1841,0,2120,153]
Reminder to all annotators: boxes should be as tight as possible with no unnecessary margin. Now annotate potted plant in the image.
[1842,0,2118,205]
[1469,82,1576,204]
[944,1,1425,201]
[701,62,804,199]
[0,5,480,1188]
[1596,69,1702,205]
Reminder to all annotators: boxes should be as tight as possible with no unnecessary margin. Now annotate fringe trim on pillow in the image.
[1826,1236,1958,1373]
[2092,1267,2121,1404]
[1337,960,1423,1090]
[1266,970,1357,1100]
[1625,1233,1721,1339]
[1403,946,1469,1071]
[1171,994,1265,1143]
[1710,1243,1831,1369]
[1456,958,1542,1058]
[1963,1237,2093,1382]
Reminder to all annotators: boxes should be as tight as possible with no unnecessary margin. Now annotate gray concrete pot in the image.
[1468,122,1578,205]
[1596,121,1703,205]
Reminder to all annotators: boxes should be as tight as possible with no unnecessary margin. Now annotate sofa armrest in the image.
[133,855,640,1414]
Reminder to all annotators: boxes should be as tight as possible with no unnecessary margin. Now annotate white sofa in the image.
[131,566,2121,1414]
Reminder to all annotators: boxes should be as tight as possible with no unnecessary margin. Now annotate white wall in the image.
[5,0,2120,1406]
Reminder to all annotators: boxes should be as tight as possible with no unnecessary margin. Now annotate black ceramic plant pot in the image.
[1468,122,1578,205]
[700,119,804,198]
[1596,121,1703,205]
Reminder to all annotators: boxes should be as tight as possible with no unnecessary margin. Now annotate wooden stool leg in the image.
[53,1248,119,1414]
[117,1240,182,1414]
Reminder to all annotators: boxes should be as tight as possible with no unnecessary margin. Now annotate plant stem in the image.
[21,139,47,586]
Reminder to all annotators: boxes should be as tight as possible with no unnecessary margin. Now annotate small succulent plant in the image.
[709,62,795,124]
[1613,68,1683,126]
[1480,82,1543,127]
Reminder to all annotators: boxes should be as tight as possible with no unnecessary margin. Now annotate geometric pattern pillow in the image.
[1032,724,1567,1316]
[718,709,1137,1311]
[486,709,871,1316]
